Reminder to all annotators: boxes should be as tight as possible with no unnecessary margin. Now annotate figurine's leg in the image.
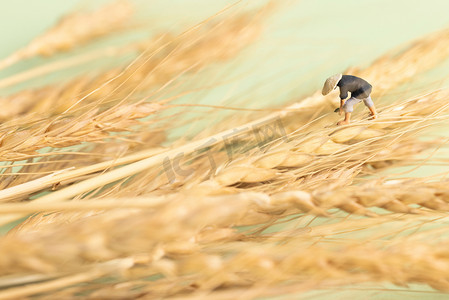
[368,106,377,119]
[337,112,351,125]
[338,97,358,125]
[363,96,377,119]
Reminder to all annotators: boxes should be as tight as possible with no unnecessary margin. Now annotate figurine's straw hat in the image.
[322,73,342,95]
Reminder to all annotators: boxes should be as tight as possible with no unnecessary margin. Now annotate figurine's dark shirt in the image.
[337,75,372,99]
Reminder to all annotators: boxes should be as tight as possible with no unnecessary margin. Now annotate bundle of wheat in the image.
[1,1,449,299]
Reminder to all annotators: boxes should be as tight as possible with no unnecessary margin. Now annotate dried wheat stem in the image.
[1,176,448,217]
[7,89,438,215]
[0,258,134,300]
[0,272,103,300]
[29,112,280,190]
[0,197,169,214]
[0,147,165,202]
[0,44,135,89]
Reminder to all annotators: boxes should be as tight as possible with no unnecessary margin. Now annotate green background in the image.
[2,0,449,96]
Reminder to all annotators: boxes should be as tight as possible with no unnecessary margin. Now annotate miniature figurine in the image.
[322,74,377,125]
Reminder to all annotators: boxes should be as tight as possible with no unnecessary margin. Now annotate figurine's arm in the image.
[338,87,349,115]
[339,99,345,115]
[339,86,349,100]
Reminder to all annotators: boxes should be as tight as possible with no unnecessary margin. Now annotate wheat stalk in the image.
[81,89,449,199]
[2,177,449,216]
[0,87,445,226]
[0,6,264,122]
[0,187,448,297]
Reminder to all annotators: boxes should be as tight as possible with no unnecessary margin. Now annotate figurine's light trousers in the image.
[342,96,374,113]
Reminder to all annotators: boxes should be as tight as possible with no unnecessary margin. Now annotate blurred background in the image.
[2,0,449,98]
